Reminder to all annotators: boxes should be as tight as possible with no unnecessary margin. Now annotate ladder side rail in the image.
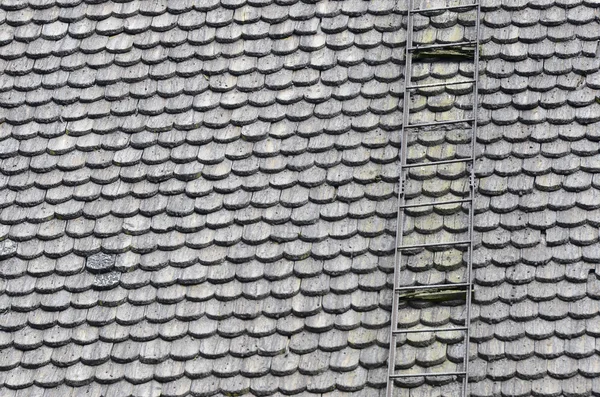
[386,1,414,395]
[462,2,482,395]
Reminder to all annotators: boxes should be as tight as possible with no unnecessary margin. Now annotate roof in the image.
[1,0,600,396]
[392,0,600,396]
[0,1,400,396]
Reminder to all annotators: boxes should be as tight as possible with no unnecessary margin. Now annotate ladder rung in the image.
[409,41,478,52]
[398,239,471,250]
[390,371,466,379]
[409,4,479,14]
[402,157,473,169]
[407,79,476,90]
[399,197,471,209]
[405,118,475,129]
[395,282,471,293]
[393,326,468,335]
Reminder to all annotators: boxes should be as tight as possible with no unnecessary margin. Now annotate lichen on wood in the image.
[414,47,475,61]
[398,286,474,302]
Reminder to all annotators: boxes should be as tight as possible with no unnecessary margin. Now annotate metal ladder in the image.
[386,1,481,396]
